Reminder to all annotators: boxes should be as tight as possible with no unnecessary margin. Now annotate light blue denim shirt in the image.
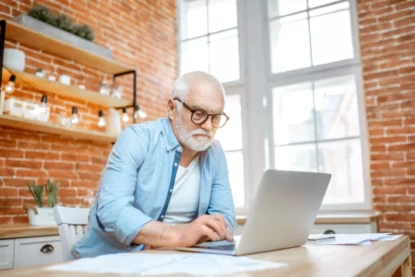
[70,117,236,259]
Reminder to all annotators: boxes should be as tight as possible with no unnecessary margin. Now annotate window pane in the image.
[180,37,209,74]
[310,8,354,65]
[274,144,317,172]
[208,0,237,33]
[272,83,315,145]
[225,151,245,208]
[319,139,364,204]
[215,94,242,151]
[270,13,311,73]
[181,0,207,39]
[209,29,240,83]
[308,0,340,8]
[314,75,360,140]
[268,0,307,18]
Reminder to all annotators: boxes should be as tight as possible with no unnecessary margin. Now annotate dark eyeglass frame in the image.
[174,98,230,128]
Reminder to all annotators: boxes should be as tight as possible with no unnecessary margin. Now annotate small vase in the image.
[27,207,57,226]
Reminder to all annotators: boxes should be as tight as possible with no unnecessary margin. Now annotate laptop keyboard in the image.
[194,243,236,251]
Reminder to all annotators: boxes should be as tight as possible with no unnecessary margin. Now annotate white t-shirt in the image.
[163,155,201,225]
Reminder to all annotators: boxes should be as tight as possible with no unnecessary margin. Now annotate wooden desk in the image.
[2,236,411,277]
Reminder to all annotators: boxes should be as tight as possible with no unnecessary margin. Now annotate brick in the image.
[13,216,29,224]
[48,170,79,180]
[15,169,48,178]
[61,154,90,163]
[59,188,77,197]
[0,149,24,158]
[44,161,75,171]
[0,187,18,197]
[389,143,415,152]
[385,178,415,186]
[25,151,60,160]
[373,186,407,196]
[5,159,42,169]
[75,163,104,172]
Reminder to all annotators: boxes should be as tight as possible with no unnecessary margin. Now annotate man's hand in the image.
[172,214,233,247]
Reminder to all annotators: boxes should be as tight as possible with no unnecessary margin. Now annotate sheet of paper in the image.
[46,253,287,276]
[309,233,391,245]
[377,234,403,241]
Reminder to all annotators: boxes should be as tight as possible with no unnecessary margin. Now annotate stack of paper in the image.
[308,233,402,245]
[46,253,287,276]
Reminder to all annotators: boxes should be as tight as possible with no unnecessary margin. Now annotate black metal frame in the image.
[113,70,137,123]
[0,19,138,126]
[0,20,6,87]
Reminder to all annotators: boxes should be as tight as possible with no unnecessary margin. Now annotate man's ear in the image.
[167,99,175,120]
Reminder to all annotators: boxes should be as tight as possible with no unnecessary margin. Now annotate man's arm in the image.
[96,126,153,246]
[206,141,237,233]
[133,215,233,247]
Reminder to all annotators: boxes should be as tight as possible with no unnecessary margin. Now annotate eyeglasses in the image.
[174,98,229,128]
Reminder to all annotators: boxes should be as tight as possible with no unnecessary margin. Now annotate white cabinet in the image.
[0,239,14,270]
[14,236,63,268]
[311,222,377,234]
[0,236,63,270]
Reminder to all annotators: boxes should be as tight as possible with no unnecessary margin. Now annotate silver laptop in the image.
[176,169,331,256]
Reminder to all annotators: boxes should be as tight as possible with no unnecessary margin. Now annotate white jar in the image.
[4,48,25,71]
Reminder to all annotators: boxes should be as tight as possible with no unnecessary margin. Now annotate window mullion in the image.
[311,80,320,172]
[206,0,211,73]
[306,0,314,67]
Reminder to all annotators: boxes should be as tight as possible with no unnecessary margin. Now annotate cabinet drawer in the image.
[0,239,14,270]
[14,236,63,268]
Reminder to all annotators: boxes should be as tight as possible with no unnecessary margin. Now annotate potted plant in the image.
[26,179,60,226]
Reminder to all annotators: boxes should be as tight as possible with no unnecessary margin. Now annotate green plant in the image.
[27,5,95,41]
[26,179,60,208]
[45,179,60,207]
[71,24,94,41]
[28,5,57,26]
[55,14,73,32]
[26,180,44,207]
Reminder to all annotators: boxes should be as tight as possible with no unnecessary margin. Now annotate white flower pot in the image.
[3,48,25,72]
[28,207,57,226]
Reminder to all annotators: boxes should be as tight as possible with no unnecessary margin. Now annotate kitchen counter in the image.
[0,224,59,239]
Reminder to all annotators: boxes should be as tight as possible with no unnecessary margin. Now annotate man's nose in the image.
[200,116,213,131]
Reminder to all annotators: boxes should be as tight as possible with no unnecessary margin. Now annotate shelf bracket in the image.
[113,70,137,123]
[0,20,6,86]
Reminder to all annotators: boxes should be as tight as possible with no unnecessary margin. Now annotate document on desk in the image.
[45,253,287,276]
[309,233,395,245]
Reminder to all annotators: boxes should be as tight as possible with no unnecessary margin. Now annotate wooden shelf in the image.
[4,19,133,74]
[0,114,117,143]
[3,68,130,108]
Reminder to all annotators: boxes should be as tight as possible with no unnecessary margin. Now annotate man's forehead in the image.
[186,91,224,114]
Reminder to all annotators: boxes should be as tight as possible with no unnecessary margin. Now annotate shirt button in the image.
[161,215,164,218]
[170,189,173,192]
[177,147,182,152]
[174,163,178,166]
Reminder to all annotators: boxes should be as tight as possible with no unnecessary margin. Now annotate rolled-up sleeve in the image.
[207,142,237,233]
[96,127,152,246]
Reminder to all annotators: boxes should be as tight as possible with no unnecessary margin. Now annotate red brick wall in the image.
[357,0,415,270]
[0,0,176,224]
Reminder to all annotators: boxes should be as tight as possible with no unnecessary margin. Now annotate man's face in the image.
[172,82,224,152]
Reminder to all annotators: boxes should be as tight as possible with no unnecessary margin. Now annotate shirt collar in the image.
[161,117,182,152]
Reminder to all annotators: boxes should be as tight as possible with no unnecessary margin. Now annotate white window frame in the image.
[176,0,372,214]
[262,0,372,211]
[176,0,251,214]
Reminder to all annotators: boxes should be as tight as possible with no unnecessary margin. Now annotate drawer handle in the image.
[40,244,54,253]
[324,229,336,234]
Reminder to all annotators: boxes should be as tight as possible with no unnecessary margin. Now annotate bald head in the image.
[172,71,225,103]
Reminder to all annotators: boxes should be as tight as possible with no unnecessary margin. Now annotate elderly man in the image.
[70,71,236,259]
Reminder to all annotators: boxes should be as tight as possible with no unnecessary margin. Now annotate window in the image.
[268,0,354,73]
[271,75,364,204]
[179,0,240,83]
[177,0,370,213]
[266,0,369,209]
[178,0,246,210]
[215,94,245,208]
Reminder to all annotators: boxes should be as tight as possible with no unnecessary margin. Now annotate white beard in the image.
[175,114,214,152]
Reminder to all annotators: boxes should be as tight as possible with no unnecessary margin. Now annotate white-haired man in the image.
[70,71,236,259]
